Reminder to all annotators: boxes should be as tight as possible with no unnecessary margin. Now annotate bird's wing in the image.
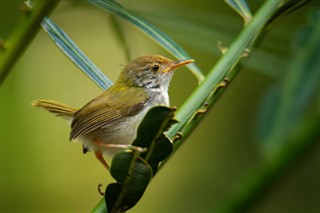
[69,86,149,140]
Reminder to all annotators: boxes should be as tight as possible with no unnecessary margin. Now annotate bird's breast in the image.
[78,90,170,157]
[147,87,169,106]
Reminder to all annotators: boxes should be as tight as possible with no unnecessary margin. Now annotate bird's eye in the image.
[151,64,160,72]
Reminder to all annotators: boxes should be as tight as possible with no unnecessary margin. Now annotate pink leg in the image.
[94,151,109,170]
[92,141,132,170]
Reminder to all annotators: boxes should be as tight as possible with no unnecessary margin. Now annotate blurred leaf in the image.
[109,16,131,61]
[106,151,152,213]
[41,17,113,90]
[269,0,315,25]
[255,85,281,142]
[216,115,320,212]
[225,0,252,23]
[256,8,320,151]
[88,0,205,83]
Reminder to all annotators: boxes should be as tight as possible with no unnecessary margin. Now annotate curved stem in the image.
[0,0,60,84]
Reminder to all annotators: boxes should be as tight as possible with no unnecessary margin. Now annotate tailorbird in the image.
[33,55,194,169]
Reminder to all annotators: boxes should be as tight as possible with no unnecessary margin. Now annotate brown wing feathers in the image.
[69,87,149,141]
[69,109,122,140]
[33,87,149,141]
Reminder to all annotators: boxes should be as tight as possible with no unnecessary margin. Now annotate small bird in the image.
[33,55,194,170]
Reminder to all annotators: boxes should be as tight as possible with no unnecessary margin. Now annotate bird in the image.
[32,55,194,170]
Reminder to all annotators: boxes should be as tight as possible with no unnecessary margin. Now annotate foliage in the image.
[1,0,319,212]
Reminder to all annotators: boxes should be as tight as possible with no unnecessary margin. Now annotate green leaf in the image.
[105,184,121,213]
[255,84,280,142]
[133,106,176,148]
[147,134,174,174]
[268,0,315,25]
[41,17,113,90]
[106,151,152,213]
[88,0,204,83]
[132,106,176,174]
[109,150,141,183]
[256,9,320,151]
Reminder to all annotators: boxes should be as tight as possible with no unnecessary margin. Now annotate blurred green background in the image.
[1,0,319,212]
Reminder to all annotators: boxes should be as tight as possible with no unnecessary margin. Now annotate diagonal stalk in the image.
[165,0,285,152]
[0,0,60,84]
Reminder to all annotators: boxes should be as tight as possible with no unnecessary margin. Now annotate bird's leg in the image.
[93,142,148,170]
[94,151,109,170]
[92,141,131,170]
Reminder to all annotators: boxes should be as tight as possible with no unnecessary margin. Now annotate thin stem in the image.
[165,0,284,151]
[92,199,108,213]
[0,0,60,84]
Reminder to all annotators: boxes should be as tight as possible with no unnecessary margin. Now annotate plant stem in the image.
[0,0,60,84]
[92,199,108,213]
[166,0,284,153]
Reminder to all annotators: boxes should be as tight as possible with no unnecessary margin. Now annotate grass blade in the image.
[88,0,204,83]
[41,17,113,90]
[225,0,252,23]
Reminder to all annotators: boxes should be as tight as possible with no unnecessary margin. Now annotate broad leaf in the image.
[256,9,320,151]
[106,151,152,213]
[132,106,176,174]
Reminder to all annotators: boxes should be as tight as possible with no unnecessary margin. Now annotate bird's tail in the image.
[32,100,77,120]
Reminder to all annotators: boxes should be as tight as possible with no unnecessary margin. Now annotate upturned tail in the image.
[32,100,77,119]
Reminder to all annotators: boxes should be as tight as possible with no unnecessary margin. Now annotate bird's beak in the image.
[162,59,195,73]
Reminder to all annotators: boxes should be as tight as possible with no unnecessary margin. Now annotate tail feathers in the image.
[32,100,77,119]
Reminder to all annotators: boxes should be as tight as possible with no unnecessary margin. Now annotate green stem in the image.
[92,199,108,213]
[166,0,283,151]
[0,0,60,84]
